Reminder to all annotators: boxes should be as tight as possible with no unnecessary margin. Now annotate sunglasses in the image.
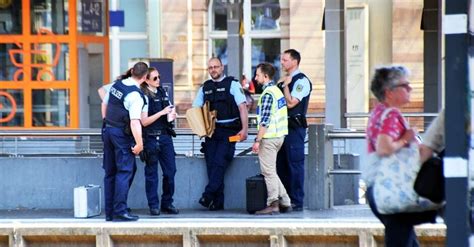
[391,82,411,91]
[151,75,160,81]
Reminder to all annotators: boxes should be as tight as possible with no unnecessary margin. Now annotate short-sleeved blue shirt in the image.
[290,69,311,101]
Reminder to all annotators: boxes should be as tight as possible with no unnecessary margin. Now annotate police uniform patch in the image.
[110,87,123,99]
[277,97,286,109]
[296,84,303,92]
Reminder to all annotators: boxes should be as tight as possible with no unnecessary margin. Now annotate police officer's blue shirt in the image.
[101,83,114,101]
[290,69,311,101]
[192,75,246,123]
[103,78,144,120]
[142,89,153,114]
[101,82,114,105]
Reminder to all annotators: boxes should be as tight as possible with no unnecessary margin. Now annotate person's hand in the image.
[159,105,173,116]
[131,143,143,155]
[252,142,260,154]
[402,128,418,143]
[279,76,292,87]
[237,129,248,141]
[168,107,177,121]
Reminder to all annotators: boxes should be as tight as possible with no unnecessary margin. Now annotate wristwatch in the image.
[254,137,262,143]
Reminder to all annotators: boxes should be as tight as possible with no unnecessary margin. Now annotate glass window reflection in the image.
[0,0,22,34]
[0,89,24,127]
[32,89,70,127]
[0,43,24,81]
[212,1,227,31]
[251,0,280,31]
[118,0,145,32]
[251,38,281,93]
[30,43,69,81]
[212,39,228,74]
[31,0,69,34]
[120,40,147,77]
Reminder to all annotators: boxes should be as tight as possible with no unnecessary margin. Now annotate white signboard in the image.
[346,6,369,128]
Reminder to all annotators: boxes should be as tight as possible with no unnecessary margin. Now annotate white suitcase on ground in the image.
[74,184,101,218]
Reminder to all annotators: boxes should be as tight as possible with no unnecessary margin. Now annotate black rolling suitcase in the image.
[246,174,267,214]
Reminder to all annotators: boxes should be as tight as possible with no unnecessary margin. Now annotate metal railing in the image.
[345,112,438,130]
[310,117,441,209]
[174,113,325,128]
[327,129,365,176]
[0,128,259,157]
[0,112,436,157]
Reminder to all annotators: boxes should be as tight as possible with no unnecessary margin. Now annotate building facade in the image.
[0,0,429,129]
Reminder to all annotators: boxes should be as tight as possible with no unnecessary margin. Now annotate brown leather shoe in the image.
[255,201,279,215]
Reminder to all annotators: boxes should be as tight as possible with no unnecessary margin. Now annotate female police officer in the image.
[140,67,179,215]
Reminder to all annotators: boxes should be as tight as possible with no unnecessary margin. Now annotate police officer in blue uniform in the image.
[139,67,179,216]
[100,82,138,216]
[102,62,148,221]
[276,49,312,211]
[193,57,248,210]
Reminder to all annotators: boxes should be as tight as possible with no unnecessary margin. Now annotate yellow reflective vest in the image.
[257,85,288,138]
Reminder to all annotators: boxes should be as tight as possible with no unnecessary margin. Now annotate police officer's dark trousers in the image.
[144,133,176,209]
[102,127,136,217]
[102,122,137,190]
[202,127,238,208]
[276,126,306,208]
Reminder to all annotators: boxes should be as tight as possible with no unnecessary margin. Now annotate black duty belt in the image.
[147,130,165,136]
[105,121,132,136]
[105,123,122,128]
[216,120,241,130]
[288,114,308,128]
[105,118,126,129]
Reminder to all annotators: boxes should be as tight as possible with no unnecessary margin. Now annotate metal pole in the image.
[306,124,333,209]
[226,1,243,79]
[444,0,470,246]
[422,0,442,128]
[324,0,346,128]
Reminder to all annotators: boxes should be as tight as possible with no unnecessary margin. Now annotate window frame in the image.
[0,0,110,129]
[208,0,282,82]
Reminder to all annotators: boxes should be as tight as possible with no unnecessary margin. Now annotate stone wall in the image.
[0,156,260,210]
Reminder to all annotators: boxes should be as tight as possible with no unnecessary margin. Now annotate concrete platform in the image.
[0,205,446,247]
